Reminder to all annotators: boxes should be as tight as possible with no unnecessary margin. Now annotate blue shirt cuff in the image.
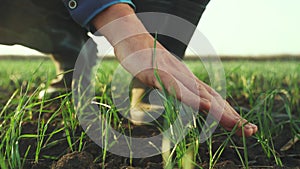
[62,0,135,28]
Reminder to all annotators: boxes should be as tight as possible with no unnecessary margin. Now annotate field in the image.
[0,58,299,169]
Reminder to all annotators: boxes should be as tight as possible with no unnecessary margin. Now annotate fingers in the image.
[150,69,258,137]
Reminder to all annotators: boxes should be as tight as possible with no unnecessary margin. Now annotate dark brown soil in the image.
[52,151,96,169]
[1,87,299,169]
[18,114,300,169]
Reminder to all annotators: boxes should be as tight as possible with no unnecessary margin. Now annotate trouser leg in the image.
[133,0,210,59]
[49,53,78,89]
[46,18,88,87]
[38,31,88,98]
[0,0,88,95]
[38,17,89,97]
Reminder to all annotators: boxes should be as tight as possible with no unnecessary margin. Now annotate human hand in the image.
[92,4,258,137]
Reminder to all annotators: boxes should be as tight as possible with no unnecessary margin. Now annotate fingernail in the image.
[251,123,258,129]
[244,124,252,129]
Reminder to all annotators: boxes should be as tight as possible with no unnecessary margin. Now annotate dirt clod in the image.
[52,151,95,169]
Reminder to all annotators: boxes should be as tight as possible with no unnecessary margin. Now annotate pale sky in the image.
[199,0,300,56]
[0,0,299,56]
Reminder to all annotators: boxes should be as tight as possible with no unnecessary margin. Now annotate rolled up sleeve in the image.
[62,0,135,28]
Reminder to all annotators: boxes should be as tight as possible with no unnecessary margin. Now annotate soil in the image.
[19,117,300,168]
[20,125,300,169]
[1,89,299,169]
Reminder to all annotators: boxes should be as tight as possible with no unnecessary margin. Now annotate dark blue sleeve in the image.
[62,0,135,28]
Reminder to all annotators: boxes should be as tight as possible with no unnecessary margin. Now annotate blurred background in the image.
[0,0,299,57]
